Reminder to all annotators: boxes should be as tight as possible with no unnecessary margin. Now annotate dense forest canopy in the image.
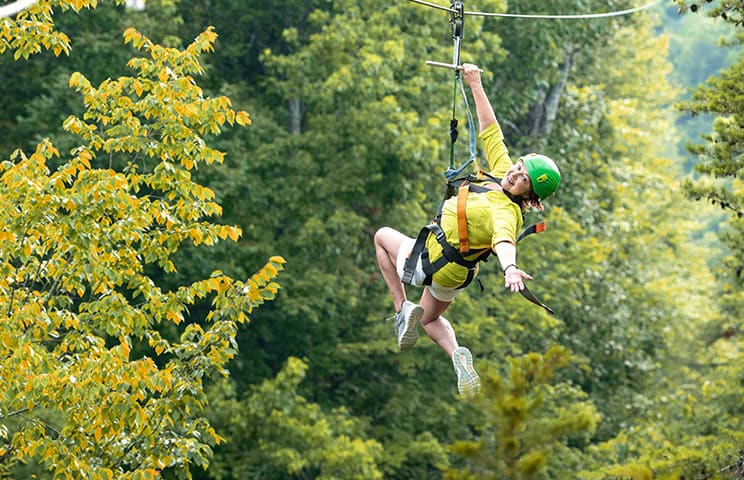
[0,0,742,479]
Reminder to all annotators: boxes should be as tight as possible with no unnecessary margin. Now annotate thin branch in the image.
[0,407,29,419]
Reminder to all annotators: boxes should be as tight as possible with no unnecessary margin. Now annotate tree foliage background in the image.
[0,0,741,479]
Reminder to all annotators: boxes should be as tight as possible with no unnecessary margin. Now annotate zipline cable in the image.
[409,0,663,19]
[0,0,37,18]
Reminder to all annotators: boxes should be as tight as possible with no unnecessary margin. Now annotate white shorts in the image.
[396,238,464,303]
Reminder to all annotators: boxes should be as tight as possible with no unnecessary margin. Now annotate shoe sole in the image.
[453,347,480,397]
[397,304,423,351]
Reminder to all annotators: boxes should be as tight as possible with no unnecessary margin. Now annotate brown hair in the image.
[506,189,543,212]
[523,191,544,212]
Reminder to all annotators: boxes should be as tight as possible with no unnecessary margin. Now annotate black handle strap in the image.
[519,286,554,315]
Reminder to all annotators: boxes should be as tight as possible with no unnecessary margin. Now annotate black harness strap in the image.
[518,282,554,315]
[401,226,430,285]
[516,221,546,243]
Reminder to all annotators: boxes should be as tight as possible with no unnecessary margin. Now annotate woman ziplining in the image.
[374,0,662,398]
[374,63,561,398]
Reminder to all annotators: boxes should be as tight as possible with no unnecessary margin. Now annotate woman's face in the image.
[501,160,533,197]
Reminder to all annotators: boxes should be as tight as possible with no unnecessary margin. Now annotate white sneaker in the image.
[394,300,423,351]
[452,346,480,398]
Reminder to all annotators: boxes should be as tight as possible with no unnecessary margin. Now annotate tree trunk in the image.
[288,98,302,134]
[526,47,576,149]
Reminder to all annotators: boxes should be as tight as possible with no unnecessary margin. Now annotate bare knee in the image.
[374,227,395,246]
[375,227,406,253]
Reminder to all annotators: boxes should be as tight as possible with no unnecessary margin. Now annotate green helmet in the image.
[522,153,561,200]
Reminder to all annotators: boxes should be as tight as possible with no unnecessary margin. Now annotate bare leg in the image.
[420,287,480,397]
[418,287,458,356]
[374,227,411,313]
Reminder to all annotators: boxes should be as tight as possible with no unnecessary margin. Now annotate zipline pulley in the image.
[449,0,464,46]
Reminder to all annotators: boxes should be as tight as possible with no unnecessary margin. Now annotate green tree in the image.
[579,349,744,480]
[443,346,600,480]
[0,0,185,159]
[573,1,744,478]
[0,17,285,480]
[205,357,383,480]
[678,2,744,470]
[660,3,739,171]
[678,0,744,324]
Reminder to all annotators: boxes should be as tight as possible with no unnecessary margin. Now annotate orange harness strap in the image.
[457,183,470,253]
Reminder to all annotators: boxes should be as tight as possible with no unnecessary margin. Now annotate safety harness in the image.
[401,171,554,315]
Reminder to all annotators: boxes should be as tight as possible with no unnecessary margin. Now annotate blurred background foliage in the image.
[0,0,742,478]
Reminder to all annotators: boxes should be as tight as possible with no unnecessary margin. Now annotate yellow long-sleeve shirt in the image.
[425,121,523,288]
